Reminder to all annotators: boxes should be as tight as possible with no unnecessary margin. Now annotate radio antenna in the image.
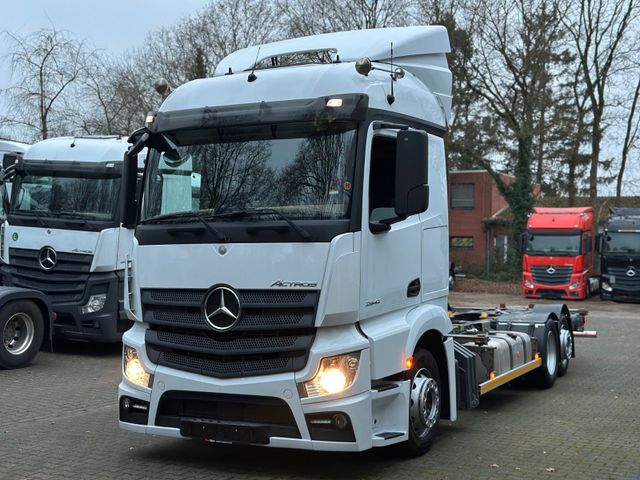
[387,42,395,105]
[248,47,261,82]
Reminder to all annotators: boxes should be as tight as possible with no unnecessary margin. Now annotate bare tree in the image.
[0,28,94,140]
[564,0,639,200]
[459,0,570,255]
[277,0,414,37]
[616,73,640,197]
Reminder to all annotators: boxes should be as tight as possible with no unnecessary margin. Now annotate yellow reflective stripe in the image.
[479,357,543,395]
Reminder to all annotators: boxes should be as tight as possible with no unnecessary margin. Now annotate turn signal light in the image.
[405,356,414,369]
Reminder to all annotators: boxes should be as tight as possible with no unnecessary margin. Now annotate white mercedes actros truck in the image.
[1,136,144,342]
[118,27,586,456]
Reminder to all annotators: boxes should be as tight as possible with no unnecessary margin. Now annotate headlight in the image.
[602,281,612,292]
[123,346,152,388]
[301,352,360,398]
[524,279,534,289]
[82,293,107,314]
[569,281,580,290]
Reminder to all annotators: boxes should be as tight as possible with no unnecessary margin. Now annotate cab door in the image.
[360,126,426,320]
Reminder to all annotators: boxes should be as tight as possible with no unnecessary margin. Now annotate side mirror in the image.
[121,132,148,228]
[521,232,528,252]
[596,234,603,254]
[394,130,429,218]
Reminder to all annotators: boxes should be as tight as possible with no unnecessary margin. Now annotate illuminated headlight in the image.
[524,279,534,289]
[301,352,360,398]
[602,281,612,292]
[123,346,152,388]
[569,281,580,290]
[81,293,107,314]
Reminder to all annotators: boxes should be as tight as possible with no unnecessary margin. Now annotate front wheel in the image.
[0,300,45,369]
[396,349,441,457]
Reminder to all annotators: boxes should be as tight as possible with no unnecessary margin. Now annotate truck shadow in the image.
[137,441,402,478]
[49,338,121,357]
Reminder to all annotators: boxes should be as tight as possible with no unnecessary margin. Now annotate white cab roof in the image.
[214,26,452,120]
[24,136,130,163]
[0,139,30,155]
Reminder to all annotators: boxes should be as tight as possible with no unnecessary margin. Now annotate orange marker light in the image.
[535,353,540,360]
[405,356,414,369]
[489,371,496,380]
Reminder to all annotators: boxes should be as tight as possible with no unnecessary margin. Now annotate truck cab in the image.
[0,136,144,342]
[522,207,597,300]
[599,207,640,302]
[117,26,581,457]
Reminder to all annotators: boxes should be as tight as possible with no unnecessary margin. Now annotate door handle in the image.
[407,278,421,297]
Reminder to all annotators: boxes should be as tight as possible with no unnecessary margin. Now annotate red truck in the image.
[522,207,598,300]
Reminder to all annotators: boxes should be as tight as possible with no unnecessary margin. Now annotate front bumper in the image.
[2,266,130,342]
[522,274,586,300]
[118,324,408,452]
[600,289,640,303]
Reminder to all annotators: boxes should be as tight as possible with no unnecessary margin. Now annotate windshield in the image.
[604,232,640,254]
[141,124,357,222]
[526,232,581,256]
[10,172,120,221]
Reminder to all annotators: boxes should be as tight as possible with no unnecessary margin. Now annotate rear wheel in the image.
[557,318,573,377]
[396,349,441,457]
[0,300,45,369]
[530,322,559,389]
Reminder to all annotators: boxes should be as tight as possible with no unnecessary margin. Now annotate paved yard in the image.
[1,292,639,480]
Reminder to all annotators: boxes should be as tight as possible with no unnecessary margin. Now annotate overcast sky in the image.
[0,0,204,103]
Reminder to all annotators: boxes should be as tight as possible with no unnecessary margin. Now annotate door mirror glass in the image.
[596,234,603,254]
[394,130,429,218]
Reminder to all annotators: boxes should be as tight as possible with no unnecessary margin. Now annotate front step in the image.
[371,379,409,447]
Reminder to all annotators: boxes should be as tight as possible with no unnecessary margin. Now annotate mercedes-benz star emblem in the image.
[38,246,57,271]
[627,267,636,278]
[546,265,557,275]
[202,285,241,331]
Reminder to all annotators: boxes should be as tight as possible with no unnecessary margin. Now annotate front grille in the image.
[143,288,318,378]
[156,390,301,439]
[531,265,573,286]
[7,248,93,303]
[609,267,640,291]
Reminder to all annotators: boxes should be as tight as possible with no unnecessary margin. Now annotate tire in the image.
[0,300,45,369]
[557,317,573,377]
[396,349,441,457]
[585,281,591,299]
[530,322,559,389]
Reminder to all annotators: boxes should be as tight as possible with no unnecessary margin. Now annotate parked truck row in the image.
[0,25,601,457]
[522,206,640,303]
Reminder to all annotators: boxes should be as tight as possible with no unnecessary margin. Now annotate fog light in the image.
[123,346,151,388]
[82,293,107,314]
[302,352,361,398]
[524,279,534,289]
[569,281,580,290]
[602,281,612,292]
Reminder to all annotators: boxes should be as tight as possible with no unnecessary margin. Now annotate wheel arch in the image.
[414,329,452,420]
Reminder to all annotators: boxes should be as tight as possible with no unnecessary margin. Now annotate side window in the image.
[369,135,397,222]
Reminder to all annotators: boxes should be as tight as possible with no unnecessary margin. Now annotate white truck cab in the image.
[117,27,583,456]
[1,136,144,342]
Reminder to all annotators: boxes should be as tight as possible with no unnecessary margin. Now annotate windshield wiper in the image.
[47,212,99,231]
[141,211,229,243]
[219,208,313,241]
[11,211,47,227]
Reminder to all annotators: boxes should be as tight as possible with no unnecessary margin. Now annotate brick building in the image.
[448,170,514,271]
